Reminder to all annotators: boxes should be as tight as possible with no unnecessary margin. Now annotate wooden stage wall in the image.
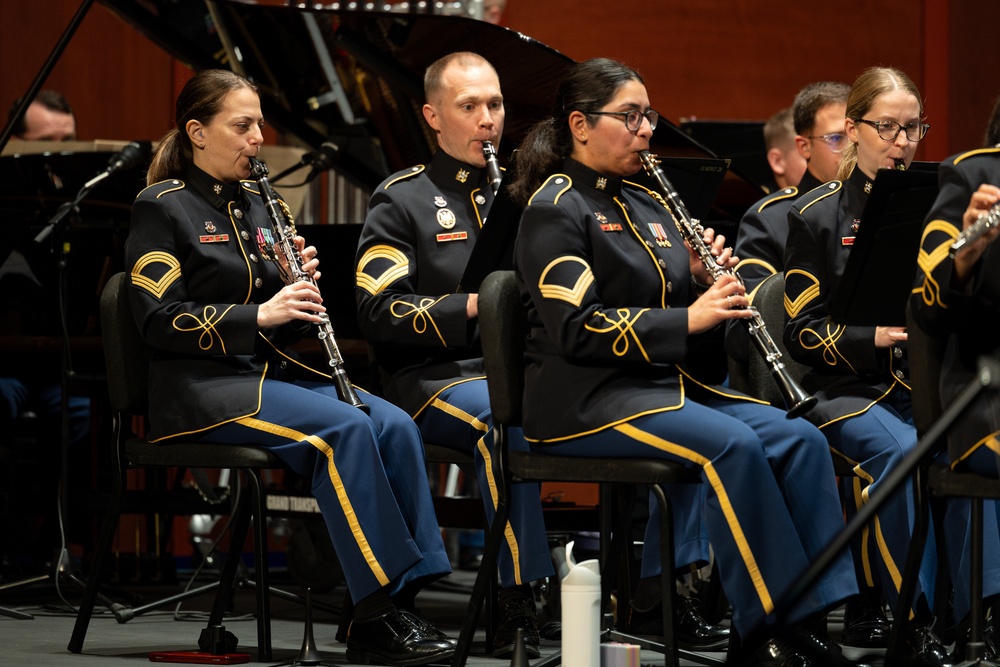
[2,1,998,166]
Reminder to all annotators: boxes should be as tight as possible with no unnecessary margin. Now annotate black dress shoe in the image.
[750,629,852,667]
[841,595,890,648]
[346,609,456,666]
[492,594,541,659]
[399,609,458,647]
[901,623,952,667]
[627,595,731,650]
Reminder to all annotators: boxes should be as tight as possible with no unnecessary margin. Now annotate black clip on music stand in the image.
[732,166,943,664]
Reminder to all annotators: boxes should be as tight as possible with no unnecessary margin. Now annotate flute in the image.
[248,157,369,412]
[950,202,1000,258]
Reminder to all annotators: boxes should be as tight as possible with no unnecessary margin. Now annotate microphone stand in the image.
[1,177,122,620]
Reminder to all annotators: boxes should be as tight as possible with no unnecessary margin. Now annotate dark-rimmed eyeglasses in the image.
[586,109,659,132]
[806,132,848,153]
[855,119,930,142]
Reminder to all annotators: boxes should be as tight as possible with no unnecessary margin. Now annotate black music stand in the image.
[829,167,940,326]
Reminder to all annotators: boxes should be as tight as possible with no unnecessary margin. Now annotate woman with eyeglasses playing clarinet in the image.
[783,66,961,665]
[910,96,1000,660]
[510,57,859,666]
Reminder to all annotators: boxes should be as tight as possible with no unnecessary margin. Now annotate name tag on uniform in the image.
[199,234,230,243]
[436,231,468,243]
[841,236,855,246]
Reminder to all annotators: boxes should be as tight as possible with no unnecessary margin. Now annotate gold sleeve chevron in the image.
[356,245,410,295]
[784,269,820,319]
[914,220,960,308]
[538,256,594,308]
[132,251,182,300]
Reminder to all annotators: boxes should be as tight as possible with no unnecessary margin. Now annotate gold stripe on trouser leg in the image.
[431,398,523,585]
[236,417,390,586]
[851,476,876,587]
[854,462,910,619]
[613,423,774,615]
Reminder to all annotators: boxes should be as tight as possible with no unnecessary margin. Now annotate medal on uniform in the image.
[204,221,217,233]
[648,222,671,247]
[455,169,469,183]
[434,195,447,208]
[257,227,275,260]
[437,208,457,229]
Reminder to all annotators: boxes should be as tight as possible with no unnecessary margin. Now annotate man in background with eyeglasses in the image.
[730,81,850,299]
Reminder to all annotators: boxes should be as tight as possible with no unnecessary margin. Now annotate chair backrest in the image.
[746,272,810,407]
[478,270,527,427]
[99,272,151,416]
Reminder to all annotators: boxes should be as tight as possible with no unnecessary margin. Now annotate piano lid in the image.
[98,0,763,220]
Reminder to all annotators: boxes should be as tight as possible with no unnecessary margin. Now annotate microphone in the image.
[302,141,339,183]
[36,141,150,244]
[83,141,150,189]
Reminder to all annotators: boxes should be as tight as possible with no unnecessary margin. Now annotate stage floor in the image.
[0,568,886,667]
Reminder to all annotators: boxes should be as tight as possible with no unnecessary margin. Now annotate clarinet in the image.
[248,157,369,412]
[950,202,1000,257]
[482,140,502,195]
[638,151,816,418]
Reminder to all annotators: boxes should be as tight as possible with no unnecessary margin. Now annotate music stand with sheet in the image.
[457,156,730,293]
[829,166,940,326]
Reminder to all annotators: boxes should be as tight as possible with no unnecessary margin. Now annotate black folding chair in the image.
[450,270,721,667]
[69,272,291,661]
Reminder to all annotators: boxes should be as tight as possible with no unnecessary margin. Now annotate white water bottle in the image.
[561,549,601,667]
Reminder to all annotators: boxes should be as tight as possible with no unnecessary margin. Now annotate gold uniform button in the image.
[255,278,263,288]
[894,369,905,380]
[892,347,902,358]
[241,230,250,240]
[250,254,258,263]
[657,259,667,268]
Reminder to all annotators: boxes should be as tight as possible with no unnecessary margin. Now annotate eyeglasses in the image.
[586,109,659,132]
[855,118,930,142]
[806,132,848,153]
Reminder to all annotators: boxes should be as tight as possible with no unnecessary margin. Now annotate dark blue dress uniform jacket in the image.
[355,151,494,417]
[783,167,909,429]
[727,170,823,363]
[911,147,1000,464]
[126,165,319,442]
[513,158,764,443]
